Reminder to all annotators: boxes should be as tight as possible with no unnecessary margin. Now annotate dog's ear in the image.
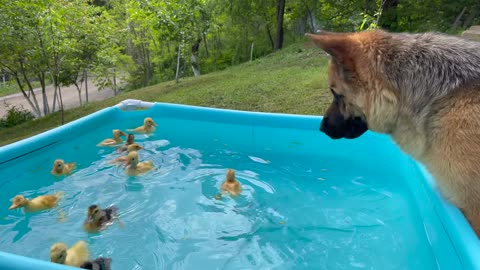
[305,32,355,80]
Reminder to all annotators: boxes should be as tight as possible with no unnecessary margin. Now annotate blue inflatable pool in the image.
[0,99,478,269]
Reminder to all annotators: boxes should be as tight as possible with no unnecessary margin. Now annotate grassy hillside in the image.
[0,42,331,146]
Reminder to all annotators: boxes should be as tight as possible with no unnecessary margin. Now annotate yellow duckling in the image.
[127,117,157,134]
[9,192,64,213]
[125,151,153,176]
[216,169,242,198]
[51,159,76,176]
[50,240,90,267]
[109,143,143,165]
[83,204,119,233]
[97,129,127,146]
[116,134,135,153]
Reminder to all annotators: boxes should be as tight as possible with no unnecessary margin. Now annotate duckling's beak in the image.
[9,204,19,210]
[120,131,127,137]
[152,121,158,127]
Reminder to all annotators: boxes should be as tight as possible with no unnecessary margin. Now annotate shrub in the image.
[0,103,35,128]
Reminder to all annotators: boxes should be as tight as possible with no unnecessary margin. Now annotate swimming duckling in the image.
[116,134,135,153]
[109,143,144,165]
[51,159,76,176]
[83,204,119,233]
[80,257,112,270]
[50,240,90,267]
[127,117,157,134]
[124,151,153,176]
[97,129,127,146]
[218,169,242,197]
[9,192,64,213]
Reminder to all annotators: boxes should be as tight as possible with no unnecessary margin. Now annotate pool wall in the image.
[0,99,479,270]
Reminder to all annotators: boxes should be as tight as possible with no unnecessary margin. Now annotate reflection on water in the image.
[0,133,437,270]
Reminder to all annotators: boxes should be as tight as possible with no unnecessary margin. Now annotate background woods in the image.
[0,0,479,118]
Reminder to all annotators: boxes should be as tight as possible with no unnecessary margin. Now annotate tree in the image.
[274,0,286,51]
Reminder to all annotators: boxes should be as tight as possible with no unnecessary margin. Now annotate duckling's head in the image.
[50,242,68,264]
[226,169,236,183]
[113,129,127,138]
[9,195,28,210]
[126,134,135,144]
[53,159,65,172]
[127,143,143,152]
[87,205,103,221]
[144,117,157,127]
[126,151,139,166]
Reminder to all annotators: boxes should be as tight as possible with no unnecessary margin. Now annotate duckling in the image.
[109,143,143,165]
[127,117,157,133]
[51,159,76,176]
[220,169,242,196]
[50,240,90,267]
[124,151,153,176]
[97,129,127,146]
[116,133,135,153]
[80,257,112,270]
[83,204,119,233]
[9,192,64,213]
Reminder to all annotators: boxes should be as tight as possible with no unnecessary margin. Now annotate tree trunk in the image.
[38,71,49,115]
[52,80,58,112]
[19,65,41,116]
[202,33,209,56]
[113,68,118,95]
[266,25,274,50]
[15,76,40,117]
[84,69,89,103]
[191,38,201,76]
[58,85,64,124]
[274,0,286,51]
[453,7,467,28]
[175,44,181,83]
[250,42,254,61]
[74,81,82,106]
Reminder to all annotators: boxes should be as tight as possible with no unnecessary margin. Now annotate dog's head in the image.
[307,30,399,139]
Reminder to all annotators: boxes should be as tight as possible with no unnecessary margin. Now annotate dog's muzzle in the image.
[320,116,368,139]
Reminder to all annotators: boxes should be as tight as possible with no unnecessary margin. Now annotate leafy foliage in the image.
[0,0,478,117]
[0,103,35,128]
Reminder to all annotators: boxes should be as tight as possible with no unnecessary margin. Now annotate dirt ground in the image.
[0,78,115,118]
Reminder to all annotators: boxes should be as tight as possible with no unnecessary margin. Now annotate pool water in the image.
[0,106,448,269]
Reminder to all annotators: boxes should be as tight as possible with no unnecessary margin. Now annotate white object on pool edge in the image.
[116,99,155,111]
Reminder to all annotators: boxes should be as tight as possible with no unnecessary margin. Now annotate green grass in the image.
[0,42,331,146]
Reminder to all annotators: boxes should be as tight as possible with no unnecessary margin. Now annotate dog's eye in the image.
[330,88,343,99]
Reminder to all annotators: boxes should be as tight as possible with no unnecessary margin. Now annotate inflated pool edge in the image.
[0,99,479,270]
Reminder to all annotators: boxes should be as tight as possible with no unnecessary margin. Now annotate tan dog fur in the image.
[307,30,480,236]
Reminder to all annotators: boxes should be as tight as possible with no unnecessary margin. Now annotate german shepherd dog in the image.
[306,30,480,237]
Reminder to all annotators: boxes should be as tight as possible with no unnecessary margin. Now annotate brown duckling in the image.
[109,143,143,165]
[83,204,119,233]
[116,133,135,153]
[50,240,90,267]
[9,192,64,213]
[124,151,153,176]
[51,159,76,176]
[80,257,112,270]
[220,169,242,196]
[127,117,157,134]
[97,129,127,146]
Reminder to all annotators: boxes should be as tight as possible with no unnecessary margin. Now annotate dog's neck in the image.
[390,109,428,161]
